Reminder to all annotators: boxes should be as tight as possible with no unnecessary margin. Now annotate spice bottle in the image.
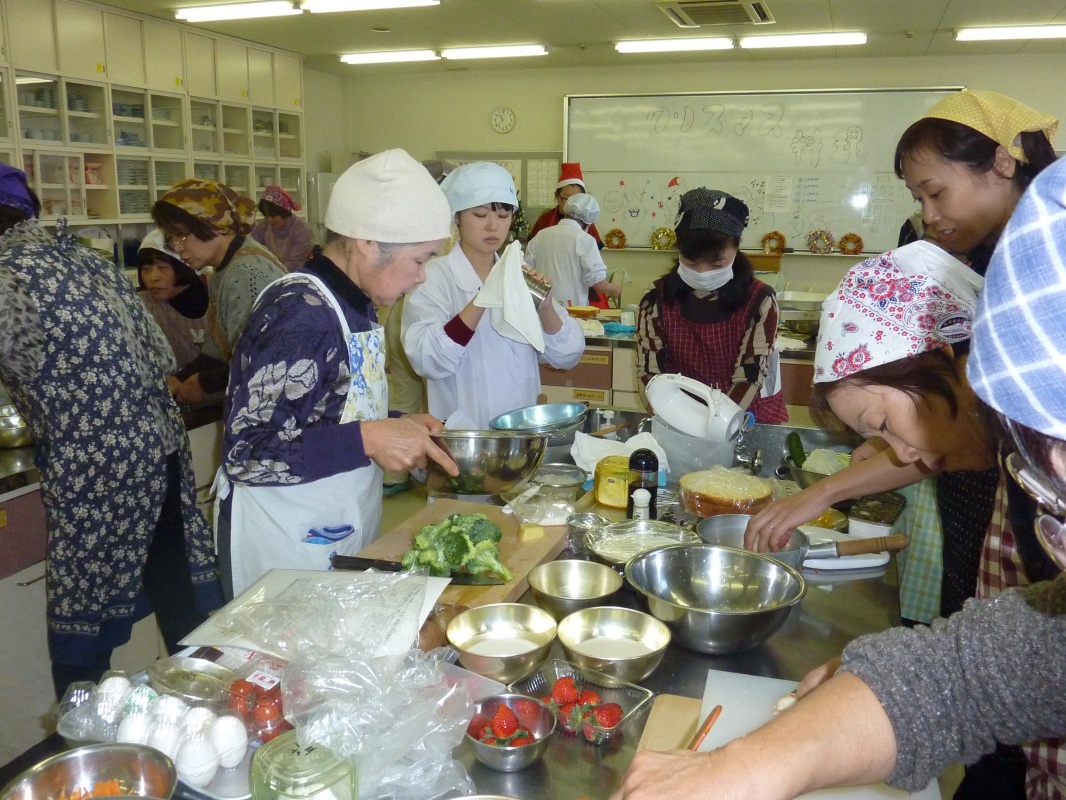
[631,489,652,521]
[627,448,658,519]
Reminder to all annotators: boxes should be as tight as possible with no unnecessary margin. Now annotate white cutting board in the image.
[800,526,890,571]
[699,669,939,799]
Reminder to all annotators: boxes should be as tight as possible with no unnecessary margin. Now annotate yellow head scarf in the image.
[158,179,256,235]
[924,90,1058,163]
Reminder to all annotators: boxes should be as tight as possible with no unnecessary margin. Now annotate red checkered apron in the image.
[656,281,787,424]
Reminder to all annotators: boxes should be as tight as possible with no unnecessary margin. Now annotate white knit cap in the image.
[440,162,518,213]
[564,193,600,224]
[325,149,452,243]
[138,228,183,262]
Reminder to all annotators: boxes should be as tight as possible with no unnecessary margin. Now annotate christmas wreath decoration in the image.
[651,227,677,251]
[760,230,786,254]
[806,229,835,255]
[839,232,864,256]
[604,228,627,249]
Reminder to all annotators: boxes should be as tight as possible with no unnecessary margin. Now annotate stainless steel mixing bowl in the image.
[447,603,557,683]
[0,743,177,800]
[556,606,670,683]
[0,405,33,449]
[528,559,623,620]
[410,430,549,495]
[625,544,806,655]
[491,403,587,447]
[465,693,556,772]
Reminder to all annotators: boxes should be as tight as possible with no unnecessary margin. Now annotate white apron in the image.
[217,272,387,596]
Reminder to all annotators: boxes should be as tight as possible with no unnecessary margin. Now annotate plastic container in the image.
[594,455,631,509]
[848,491,907,539]
[651,416,735,477]
[228,660,291,743]
[251,729,356,800]
[507,659,653,746]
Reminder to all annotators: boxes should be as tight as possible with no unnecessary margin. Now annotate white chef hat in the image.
[440,162,518,213]
[564,193,600,224]
[325,149,452,243]
[138,228,182,262]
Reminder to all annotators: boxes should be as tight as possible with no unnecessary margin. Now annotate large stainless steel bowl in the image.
[0,743,177,800]
[0,405,33,449]
[625,544,806,655]
[411,430,549,495]
[491,402,587,447]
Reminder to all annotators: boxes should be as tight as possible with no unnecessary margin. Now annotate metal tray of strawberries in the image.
[507,659,653,745]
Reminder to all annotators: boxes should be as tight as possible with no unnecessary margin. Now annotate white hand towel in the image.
[473,240,545,353]
[571,431,670,475]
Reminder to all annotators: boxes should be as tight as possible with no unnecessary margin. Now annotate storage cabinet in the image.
[148,92,185,152]
[23,150,88,219]
[7,0,58,73]
[184,32,216,98]
[144,21,184,92]
[152,157,187,198]
[223,163,251,196]
[221,103,249,157]
[104,12,145,87]
[112,86,149,149]
[0,488,47,581]
[215,39,248,102]
[248,48,274,107]
[273,52,302,111]
[190,97,219,155]
[56,0,107,80]
[780,360,815,406]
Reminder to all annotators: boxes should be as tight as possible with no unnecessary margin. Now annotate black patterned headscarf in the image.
[675,188,749,239]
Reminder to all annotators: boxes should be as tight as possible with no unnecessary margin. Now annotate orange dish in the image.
[566,306,600,319]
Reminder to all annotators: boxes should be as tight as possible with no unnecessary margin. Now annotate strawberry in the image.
[592,702,624,729]
[557,702,579,732]
[578,689,601,706]
[549,676,580,706]
[481,736,497,746]
[489,705,519,739]
[510,732,534,747]
[513,699,542,729]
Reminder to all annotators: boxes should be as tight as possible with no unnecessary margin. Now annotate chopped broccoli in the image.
[466,540,514,582]
[398,512,511,581]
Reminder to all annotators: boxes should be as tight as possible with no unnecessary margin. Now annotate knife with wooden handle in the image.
[329,554,505,585]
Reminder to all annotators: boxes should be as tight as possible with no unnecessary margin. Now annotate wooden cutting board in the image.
[636,694,702,752]
[355,498,567,607]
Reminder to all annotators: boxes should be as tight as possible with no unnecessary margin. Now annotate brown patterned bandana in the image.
[159,179,256,235]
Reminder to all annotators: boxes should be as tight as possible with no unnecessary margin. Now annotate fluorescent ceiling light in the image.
[340,49,440,64]
[304,0,439,11]
[441,45,548,60]
[740,32,867,49]
[956,25,1066,41]
[175,1,300,22]
[616,37,734,53]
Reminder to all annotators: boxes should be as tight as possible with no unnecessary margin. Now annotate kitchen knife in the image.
[330,554,505,585]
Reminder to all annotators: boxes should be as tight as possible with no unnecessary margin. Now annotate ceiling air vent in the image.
[657,0,775,28]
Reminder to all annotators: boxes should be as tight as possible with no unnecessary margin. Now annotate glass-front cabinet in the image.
[149,93,185,152]
[223,163,250,195]
[279,167,302,206]
[16,74,63,144]
[112,87,148,150]
[190,98,219,155]
[254,164,276,193]
[65,80,109,148]
[0,70,12,150]
[24,151,86,219]
[116,156,151,217]
[152,158,187,198]
[277,111,302,160]
[221,104,249,157]
[193,159,221,182]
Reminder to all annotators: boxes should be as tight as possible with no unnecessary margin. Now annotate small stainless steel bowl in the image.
[0,405,33,449]
[0,743,177,800]
[625,544,806,655]
[528,560,623,620]
[465,693,555,772]
[781,455,830,490]
[411,430,548,495]
[447,603,557,683]
[556,606,670,683]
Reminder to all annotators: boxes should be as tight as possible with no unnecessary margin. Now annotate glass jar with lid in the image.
[251,729,356,800]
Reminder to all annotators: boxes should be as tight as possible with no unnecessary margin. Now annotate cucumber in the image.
[786,432,806,468]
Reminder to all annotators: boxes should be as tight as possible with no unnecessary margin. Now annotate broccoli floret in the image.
[436,530,476,572]
[413,518,451,551]
[466,540,513,582]
[400,549,422,571]
[466,517,503,546]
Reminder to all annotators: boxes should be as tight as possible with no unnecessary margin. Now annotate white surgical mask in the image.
[678,260,734,292]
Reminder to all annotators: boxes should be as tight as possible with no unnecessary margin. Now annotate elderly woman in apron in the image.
[216,150,459,599]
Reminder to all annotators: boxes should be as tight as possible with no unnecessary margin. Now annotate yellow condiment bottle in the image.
[594,455,632,509]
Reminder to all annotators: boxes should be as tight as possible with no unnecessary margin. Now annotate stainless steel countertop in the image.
[459,554,900,799]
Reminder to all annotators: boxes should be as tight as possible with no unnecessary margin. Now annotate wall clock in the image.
[491,106,516,134]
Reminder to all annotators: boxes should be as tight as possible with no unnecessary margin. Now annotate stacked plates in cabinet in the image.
[117,164,149,186]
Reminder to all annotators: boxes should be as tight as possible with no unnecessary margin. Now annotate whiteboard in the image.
[565,88,961,253]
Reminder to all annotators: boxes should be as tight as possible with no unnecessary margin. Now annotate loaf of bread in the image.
[679,466,773,518]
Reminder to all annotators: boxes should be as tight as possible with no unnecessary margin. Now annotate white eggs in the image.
[183,706,217,734]
[147,722,184,762]
[116,712,152,745]
[123,684,158,715]
[210,714,249,769]
[98,675,131,700]
[150,694,189,726]
[175,736,220,788]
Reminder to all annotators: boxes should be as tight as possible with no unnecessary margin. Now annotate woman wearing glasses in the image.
[151,179,285,402]
[611,156,1066,800]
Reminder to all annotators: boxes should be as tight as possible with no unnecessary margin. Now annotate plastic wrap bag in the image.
[502,482,574,526]
[282,647,474,800]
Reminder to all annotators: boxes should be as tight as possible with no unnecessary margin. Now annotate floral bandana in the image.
[159,178,256,235]
[261,184,300,212]
[814,240,983,383]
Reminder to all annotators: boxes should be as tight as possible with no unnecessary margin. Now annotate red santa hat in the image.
[557,162,586,190]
